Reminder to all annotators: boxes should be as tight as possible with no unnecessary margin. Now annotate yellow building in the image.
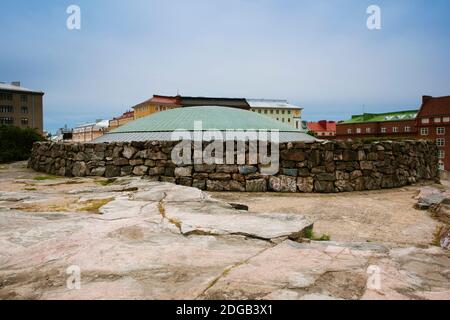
[247,99,303,130]
[133,95,181,119]
[108,111,135,131]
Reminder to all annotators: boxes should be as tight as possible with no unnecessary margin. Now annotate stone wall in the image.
[29,140,439,193]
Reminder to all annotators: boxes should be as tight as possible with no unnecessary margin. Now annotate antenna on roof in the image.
[176,89,180,96]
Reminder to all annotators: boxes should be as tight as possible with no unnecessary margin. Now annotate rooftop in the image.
[0,82,44,94]
[418,95,450,117]
[340,110,419,124]
[247,99,303,110]
[308,120,337,132]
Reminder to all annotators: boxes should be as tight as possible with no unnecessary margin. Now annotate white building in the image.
[246,99,304,130]
[72,120,109,142]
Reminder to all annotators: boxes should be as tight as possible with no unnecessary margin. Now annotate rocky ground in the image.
[0,162,449,300]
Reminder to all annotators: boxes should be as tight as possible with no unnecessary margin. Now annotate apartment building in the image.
[307,120,337,138]
[72,120,109,142]
[247,99,303,129]
[416,96,450,171]
[0,81,44,133]
[336,110,418,140]
[108,111,134,131]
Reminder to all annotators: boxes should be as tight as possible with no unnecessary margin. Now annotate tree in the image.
[0,125,45,163]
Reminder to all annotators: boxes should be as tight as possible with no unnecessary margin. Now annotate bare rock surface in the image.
[0,162,449,300]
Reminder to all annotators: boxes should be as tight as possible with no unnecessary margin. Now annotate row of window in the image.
[347,126,412,134]
[253,109,291,115]
[420,127,446,135]
[0,117,29,125]
[317,132,335,136]
[0,106,28,113]
[0,94,29,102]
[0,93,13,101]
[421,117,450,124]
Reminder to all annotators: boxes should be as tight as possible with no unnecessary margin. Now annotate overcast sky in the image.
[1,0,450,132]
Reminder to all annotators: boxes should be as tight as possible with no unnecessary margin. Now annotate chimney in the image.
[11,81,21,87]
[422,95,432,104]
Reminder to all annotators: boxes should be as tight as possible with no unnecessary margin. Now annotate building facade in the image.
[415,96,450,171]
[336,95,450,171]
[132,95,182,119]
[72,120,109,142]
[336,110,418,140]
[0,81,44,133]
[247,99,303,129]
[108,111,135,131]
[307,120,337,138]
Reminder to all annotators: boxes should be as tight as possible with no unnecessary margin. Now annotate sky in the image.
[1,0,450,133]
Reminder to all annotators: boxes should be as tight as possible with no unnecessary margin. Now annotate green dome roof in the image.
[112,106,300,133]
[95,106,316,143]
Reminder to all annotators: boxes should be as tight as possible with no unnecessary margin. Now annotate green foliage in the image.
[304,228,331,241]
[306,130,317,137]
[0,125,45,163]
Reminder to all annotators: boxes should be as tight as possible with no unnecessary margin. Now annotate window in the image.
[393,127,398,133]
[437,127,445,135]
[439,161,445,171]
[20,95,28,103]
[381,127,387,133]
[366,128,371,133]
[276,118,279,121]
[0,106,14,113]
[21,106,28,114]
[0,117,14,124]
[347,129,352,134]
[405,126,411,132]
[356,128,361,134]
[422,118,430,124]
[258,110,261,113]
[0,93,13,101]
[21,118,29,126]
[444,117,450,122]
[434,117,441,123]
[270,110,273,114]
[437,138,445,147]
[288,111,291,115]
[276,110,279,114]
[264,110,267,114]
[282,118,285,123]
[439,150,445,159]
[421,128,429,136]
[282,110,285,115]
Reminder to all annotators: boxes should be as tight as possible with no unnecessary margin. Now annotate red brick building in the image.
[336,95,450,171]
[416,96,450,171]
[307,120,336,138]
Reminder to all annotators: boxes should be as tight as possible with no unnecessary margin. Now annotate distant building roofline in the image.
[0,82,44,95]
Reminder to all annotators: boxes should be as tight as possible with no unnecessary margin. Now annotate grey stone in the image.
[122,145,137,159]
[246,179,267,192]
[175,167,193,177]
[297,177,314,193]
[269,176,297,193]
[133,165,148,176]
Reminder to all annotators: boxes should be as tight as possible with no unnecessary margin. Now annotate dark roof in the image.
[180,96,250,110]
[418,95,450,117]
